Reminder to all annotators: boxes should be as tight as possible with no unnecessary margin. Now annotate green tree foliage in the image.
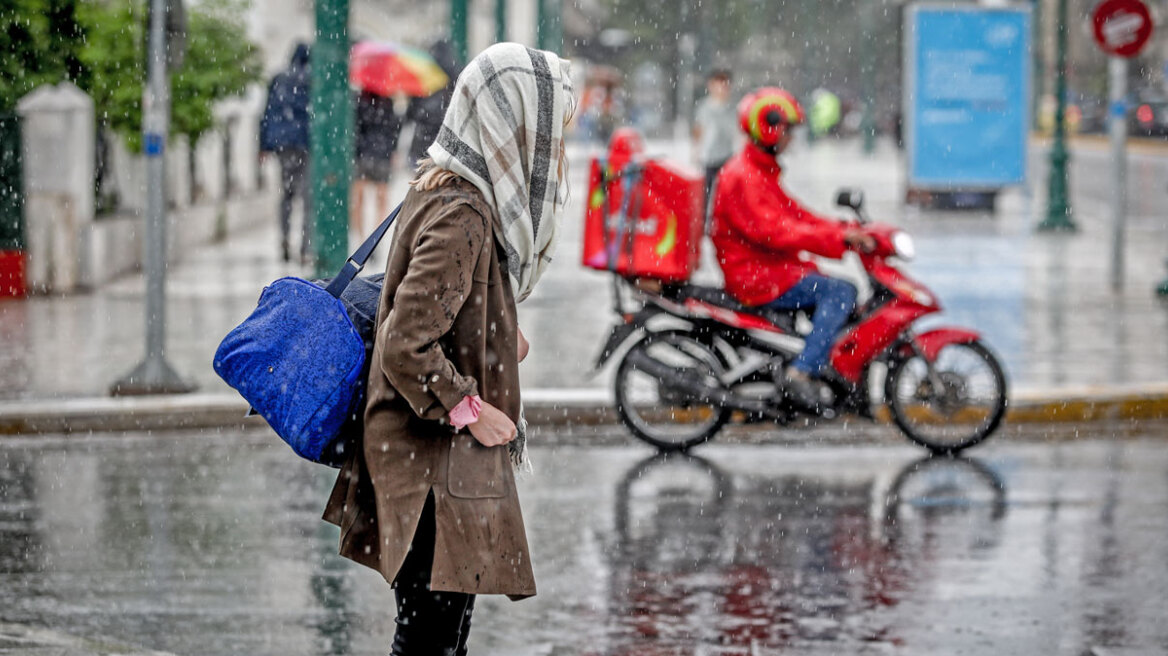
[171,0,263,144]
[0,0,88,245]
[0,0,87,112]
[79,0,262,151]
[3,0,262,145]
[77,0,144,147]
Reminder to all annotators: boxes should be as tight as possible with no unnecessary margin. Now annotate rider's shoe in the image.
[783,366,825,412]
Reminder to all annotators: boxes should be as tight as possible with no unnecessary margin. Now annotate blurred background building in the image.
[6,0,1168,294]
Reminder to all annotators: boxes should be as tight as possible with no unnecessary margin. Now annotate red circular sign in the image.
[1092,0,1154,58]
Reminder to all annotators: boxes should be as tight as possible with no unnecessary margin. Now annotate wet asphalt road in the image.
[2,427,1167,656]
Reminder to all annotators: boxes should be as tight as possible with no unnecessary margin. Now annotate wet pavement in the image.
[1,136,1166,402]
[2,428,1168,655]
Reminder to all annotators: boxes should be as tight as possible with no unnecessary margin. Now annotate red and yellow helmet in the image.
[737,87,804,148]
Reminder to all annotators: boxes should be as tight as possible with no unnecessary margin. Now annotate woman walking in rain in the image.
[322,43,574,655]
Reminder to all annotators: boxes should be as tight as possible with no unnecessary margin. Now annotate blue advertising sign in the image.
[905,5,1031,189]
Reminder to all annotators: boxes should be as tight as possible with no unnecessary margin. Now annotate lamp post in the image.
[860,0,876,155]
[495,0,506,43]
[451,0,468,64]
[537,0,562,52]
[1031,0,1044,128]
[310,0,353,277]
[1038,0,1076,231]
[111,0,193,395]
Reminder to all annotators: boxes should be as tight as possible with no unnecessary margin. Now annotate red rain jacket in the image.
[711,143,848,306]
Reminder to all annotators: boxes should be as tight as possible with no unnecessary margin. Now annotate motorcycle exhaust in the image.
[623,349,776,416]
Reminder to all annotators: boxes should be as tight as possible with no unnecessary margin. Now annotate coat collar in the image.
[743,142,782,177]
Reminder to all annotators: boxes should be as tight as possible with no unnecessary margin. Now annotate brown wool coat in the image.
[322,177,536,600]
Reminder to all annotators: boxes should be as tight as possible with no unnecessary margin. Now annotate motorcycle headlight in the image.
[892,231,916,260]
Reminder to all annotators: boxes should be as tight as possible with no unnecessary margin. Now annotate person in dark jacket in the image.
[259,43,312,263]
[405,39,462,169]
[351,91,403,236]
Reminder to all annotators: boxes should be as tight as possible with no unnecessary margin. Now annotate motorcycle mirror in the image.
[835,188,865,211]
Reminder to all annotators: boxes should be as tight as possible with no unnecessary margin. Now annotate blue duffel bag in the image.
[213,204,401,466]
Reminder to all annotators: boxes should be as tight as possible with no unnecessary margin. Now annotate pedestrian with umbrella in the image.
[350,40,451,99]
[351,89,402,238]
[406,39,463,169]
[349,40,451,238]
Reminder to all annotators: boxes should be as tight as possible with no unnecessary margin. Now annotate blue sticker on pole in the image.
[144,133,164,156]
[905,6,1031,189]
[1110,100,1127,118]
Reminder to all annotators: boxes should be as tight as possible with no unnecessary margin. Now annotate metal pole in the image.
[1108,56,1127,291]
[676,33,696,147]
[1038,0,1076,231]
[1032,0,1044,129]
[111,0,192,395]
[696,0,711,79]
[311,0,353,278]
[495,0,506,43]
[451,0,468,64]
[670,3,694,145]
[536,0,562,52]
[861,0,876,154]
[550,0,562,52]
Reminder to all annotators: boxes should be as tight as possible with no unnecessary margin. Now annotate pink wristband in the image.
[448,394,482,430]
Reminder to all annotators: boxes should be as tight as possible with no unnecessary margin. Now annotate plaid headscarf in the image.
[427,42,574,303]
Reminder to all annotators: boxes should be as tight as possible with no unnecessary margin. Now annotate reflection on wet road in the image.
[598,453,1005,650]
[1,431,1167,655]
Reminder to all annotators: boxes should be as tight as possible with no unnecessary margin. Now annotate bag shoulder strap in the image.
[324,202,404,298]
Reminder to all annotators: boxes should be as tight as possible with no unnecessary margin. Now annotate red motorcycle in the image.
[597,188,1008,454]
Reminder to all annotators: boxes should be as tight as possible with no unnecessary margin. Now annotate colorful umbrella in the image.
[350,41,449,98]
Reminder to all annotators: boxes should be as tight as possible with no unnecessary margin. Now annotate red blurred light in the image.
[1137,104,1154,123]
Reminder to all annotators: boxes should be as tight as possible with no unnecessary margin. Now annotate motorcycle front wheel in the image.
[614,330,732,452]
[886,340,1007,454]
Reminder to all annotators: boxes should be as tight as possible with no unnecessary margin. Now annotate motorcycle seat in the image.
[670,285,799,333]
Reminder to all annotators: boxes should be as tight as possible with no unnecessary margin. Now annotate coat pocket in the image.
[447,432,507,499]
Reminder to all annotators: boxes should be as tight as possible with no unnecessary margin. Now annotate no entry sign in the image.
[1092,0,1153,58]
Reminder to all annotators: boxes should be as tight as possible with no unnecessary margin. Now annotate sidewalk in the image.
[1,137,1166,430]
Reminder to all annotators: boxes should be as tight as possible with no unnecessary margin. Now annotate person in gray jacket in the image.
[692,69,737,229]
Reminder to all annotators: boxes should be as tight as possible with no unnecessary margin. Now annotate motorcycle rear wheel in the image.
[886,340,1007,454]
[614,330,732,452]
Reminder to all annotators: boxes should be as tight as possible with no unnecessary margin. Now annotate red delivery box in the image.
[581,157,704,283]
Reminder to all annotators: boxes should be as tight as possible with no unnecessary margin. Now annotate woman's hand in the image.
[517,326,530,363]
[467,401,517,448]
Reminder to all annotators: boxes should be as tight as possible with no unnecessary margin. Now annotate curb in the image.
[1032,133,1168,156]
[0,394,255,435]
[1006,383,1168,424]
[1,384,1166,436]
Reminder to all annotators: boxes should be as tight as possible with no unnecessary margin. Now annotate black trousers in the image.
[391,492,476,656]
[703,160,727,233]
[276,147,312,258]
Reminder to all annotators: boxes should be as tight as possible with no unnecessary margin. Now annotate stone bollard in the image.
[16,82,95,293]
